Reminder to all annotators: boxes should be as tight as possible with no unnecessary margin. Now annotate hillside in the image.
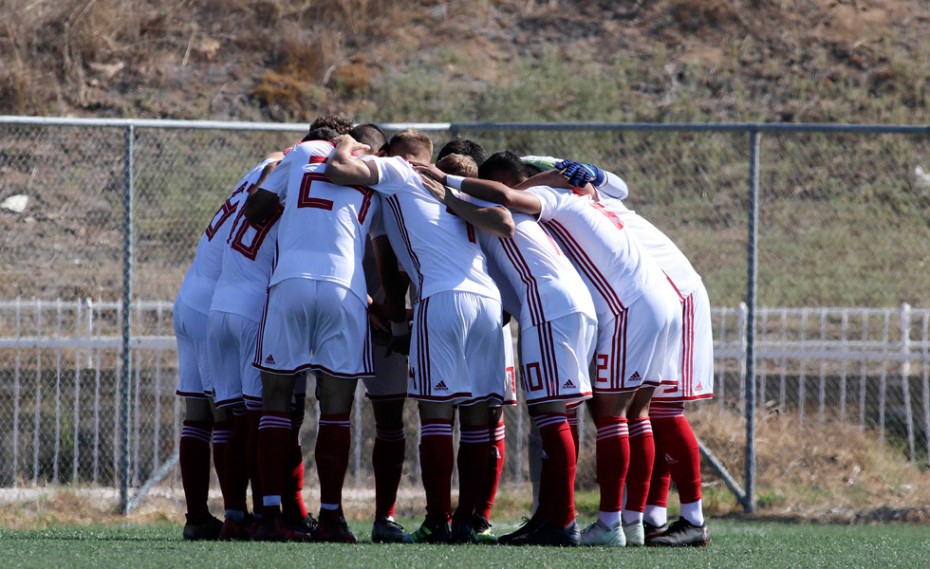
[2,0,929,124]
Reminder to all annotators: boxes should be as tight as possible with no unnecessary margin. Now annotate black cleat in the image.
[643,521,669,541]
[182,513,223,541]
[497,516,540,545]
[646,517,709,547]
[451,516,478,544]
[371,518,413,544]
[409,515,453,544]
[472,514,498,544]
[288,513,318,536]
[507,519,580,547]
[315,511,358,543]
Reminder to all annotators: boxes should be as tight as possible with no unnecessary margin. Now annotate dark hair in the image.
[437,138,488,165]
[301,126,339,143]
[350,123,388,154]
[478,150,530,183]
[310,114,354,135]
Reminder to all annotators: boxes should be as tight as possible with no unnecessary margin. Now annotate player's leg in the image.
[313,373,359,543]
[282,376,312,533]
[369,397,410,543]
[621,386,656,546]
[412,400,456,543]
[452,399,492,543]
[174,299,221,540]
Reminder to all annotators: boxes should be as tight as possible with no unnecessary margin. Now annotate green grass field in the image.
[2,519,928,569]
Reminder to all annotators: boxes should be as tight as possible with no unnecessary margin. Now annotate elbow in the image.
[487,210,515,238]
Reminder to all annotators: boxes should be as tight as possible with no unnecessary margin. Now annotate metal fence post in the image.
[119,124,135,515]
[744,128,761,513]
[901,303,914,462]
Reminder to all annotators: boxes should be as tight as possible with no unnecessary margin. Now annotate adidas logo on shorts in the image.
[264,354,276,365]
[562,379,575,389]
[628,371,642,382]
[435,380,448,391]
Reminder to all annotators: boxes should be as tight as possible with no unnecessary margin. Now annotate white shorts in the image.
[208,310,262,409]
[520,312,597,406]
[500,321,518,406]
[591,287,681,393]
[174,298,212,399]
[655,284,714,402]
[254,278,374,378]
[409,291,504,405]
[363,348,409,401]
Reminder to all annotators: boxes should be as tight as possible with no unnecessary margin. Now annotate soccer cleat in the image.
[371,518,413,544]
[450,516,478,544]
[288,514,318,536]
[579,519,625,547]
[315,511,358,543]
[472,515,498,544]
[253,515,312,542]
[643,521,669,541]
[506,520,580,547]
[218,516,253,541]
[497,516,539,545]
[409,516,453,544]
[182,513,223,541]
[622,520,645,546]
[646,517,709,547]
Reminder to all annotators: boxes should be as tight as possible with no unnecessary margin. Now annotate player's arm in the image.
[372,235,409,324]
[242,159,283,223]
[421,177,515,238]
[551,159,628,200]
[413,162,541,216]
[325,135,379,187]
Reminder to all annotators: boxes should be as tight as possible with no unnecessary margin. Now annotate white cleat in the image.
[579,520,626,547]
[623,520,645,546]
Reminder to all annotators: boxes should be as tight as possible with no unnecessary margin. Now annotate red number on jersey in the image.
[591,201,625,231]
[445,206,477,243]
[298,172,374,222]
[204,181,251,240]
[523,362,544,392]
[228,204,284,261]
[595,354,609,384]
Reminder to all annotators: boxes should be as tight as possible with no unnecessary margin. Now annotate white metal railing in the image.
[2,299,929,496]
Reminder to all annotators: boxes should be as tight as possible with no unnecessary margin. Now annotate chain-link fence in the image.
[1,117,929,514]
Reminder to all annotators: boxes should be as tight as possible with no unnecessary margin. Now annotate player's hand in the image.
[411,161,446,183]
[420,176,448,203]
[555,160,606,188]
[333,134,370,155]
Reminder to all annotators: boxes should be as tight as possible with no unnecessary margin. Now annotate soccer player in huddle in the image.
[174,150,287,540]
[419,152,598,546]
[418,151,682,547]
[325,129,515,544]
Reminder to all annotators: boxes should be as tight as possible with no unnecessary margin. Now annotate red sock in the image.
[595,416,629,514]
[536,413,576,528]
[211,420,231,507]
[180,419,213,518]
[245,408,263,515]
[653,412,702,504]
[373,427,406,519]
[454,424,491,520]
[625,418,655,514]
[316,413,351,510]
[258,411,292,517]
[567,414,579,461]
[477,420,506,521]
[222,408,250,513]
[283,401,308,522]
[419,419,454,520]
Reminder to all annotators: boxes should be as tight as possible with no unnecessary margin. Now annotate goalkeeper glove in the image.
[555,160,607,188]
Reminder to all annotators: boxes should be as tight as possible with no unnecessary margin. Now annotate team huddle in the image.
[173,115,713,547]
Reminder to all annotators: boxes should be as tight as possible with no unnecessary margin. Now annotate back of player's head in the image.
[310,114,354,135]
[437,138,488,166]
[387,129,434,163]
[350,123,388,155]
[479,150,529,187]
[436,153,478,178]
[301,126,339,143]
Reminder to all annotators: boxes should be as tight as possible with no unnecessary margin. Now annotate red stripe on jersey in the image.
[499,237,545,326]
[544,220,626,316]
[386,195,425,302]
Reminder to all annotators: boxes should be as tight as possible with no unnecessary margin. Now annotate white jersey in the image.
[367,156,500,303]
[597,194,702,297]
[176,159,269,314]
[261,140,380,304]
[457,192,594,327]
[209,201,284,322]
[525,185,669,319]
